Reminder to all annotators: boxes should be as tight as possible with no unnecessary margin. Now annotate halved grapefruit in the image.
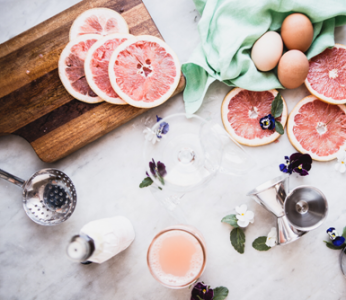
[287,95,346,161]
[69,8,129,41]
[305,44,346,104]
[85,33,133,104]
[108,35,181,108]
[58,34,103,103]
[221,88,288,146]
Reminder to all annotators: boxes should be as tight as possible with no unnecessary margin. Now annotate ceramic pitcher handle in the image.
[0,169,25,188]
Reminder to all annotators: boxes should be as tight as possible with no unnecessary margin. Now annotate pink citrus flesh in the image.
[287,96,346,161]
[85,34,131,104]
[69,8,129,40]
[59,34,102,103]
[305,44,346,104]
[221,88,287,146]
[109,36,181,108]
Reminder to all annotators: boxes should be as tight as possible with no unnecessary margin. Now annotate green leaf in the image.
[275,121,284,135]
[324,240,345,250]
[230,228,245,254]
[213,286,229,300]
[221,214,239,228]
[139,177,153,188]
[252,236,271,251]
[271,92,283,118]
[342,227,346,239]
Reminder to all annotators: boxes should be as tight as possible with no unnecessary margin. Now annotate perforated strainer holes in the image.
[44,184,68,210]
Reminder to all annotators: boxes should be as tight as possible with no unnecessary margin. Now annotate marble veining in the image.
[1,0,346,299]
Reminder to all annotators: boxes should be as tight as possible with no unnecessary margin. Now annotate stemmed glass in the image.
[143,113,254,222]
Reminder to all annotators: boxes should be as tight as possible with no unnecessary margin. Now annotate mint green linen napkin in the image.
[182,0,346,114]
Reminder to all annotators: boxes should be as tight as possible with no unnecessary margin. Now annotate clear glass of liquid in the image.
[147,225,207,289]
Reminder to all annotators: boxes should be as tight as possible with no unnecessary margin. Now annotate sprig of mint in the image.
[230,227,245,254]
[324,226,346,250]
[213,286,229,300]
[222,214,245,253]
[271,92,284,135]
[252,236,271,251]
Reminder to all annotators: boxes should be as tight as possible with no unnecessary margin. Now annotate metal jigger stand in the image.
[247,174,328,245]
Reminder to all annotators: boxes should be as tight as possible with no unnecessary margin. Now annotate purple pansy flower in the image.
[149,159,156,177]
[259,114,276,130]
[156,115,169,139]
[156,161,167,177]
[279,153,312,176]
[289,153,312,176]
[191,282,214,300]
[148,159,166,185]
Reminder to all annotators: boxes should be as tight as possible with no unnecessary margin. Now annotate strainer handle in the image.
[0,169,25,188]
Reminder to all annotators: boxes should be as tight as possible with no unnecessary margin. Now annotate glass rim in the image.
[146,226,207,289]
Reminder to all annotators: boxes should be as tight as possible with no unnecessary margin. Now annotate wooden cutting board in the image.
[0,0,185,163]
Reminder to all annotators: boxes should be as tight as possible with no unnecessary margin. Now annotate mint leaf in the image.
[324,241,345,250]
[221,214,238,228]
[213,286,229,300]
[275,121,284,135]
[139,177,153,188]
[252,236,271,251]
[230,227,245,254]
[342,227,346,240]
[271,92,283,118]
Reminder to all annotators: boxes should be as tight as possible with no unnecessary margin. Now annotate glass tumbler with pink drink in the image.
[147,225,207,289]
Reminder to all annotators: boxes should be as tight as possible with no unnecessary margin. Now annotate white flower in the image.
[235,204,254,228]
[143,127,160,144]
[265,227,277,248]
[335,151,346,173]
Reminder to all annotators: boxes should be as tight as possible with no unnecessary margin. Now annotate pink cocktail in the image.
[147,225,207,289]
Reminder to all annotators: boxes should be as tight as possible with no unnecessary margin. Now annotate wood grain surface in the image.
[0,0,185,163]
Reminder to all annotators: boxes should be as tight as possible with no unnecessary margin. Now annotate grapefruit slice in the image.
[221,88,288,146]
[287,95,346,161]
[69,8,129,41]
[85,33,133,104]
[58,34,103,103]
[305,44,346,104]
[108,35,181,108]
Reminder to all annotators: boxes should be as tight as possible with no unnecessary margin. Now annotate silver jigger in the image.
[284,186,328,231]
[247,174,289,218]
[276,216,307,245]
[247,174,307,246]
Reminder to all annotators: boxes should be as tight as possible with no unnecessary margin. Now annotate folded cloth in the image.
[181,0,346,114]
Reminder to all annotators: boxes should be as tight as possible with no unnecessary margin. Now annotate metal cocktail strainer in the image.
[0,168,77,226]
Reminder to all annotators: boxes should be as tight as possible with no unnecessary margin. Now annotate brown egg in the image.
[281,13,313,52]
[278,50,309,89]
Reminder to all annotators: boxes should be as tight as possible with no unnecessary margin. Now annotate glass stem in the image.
[149,185,188,224]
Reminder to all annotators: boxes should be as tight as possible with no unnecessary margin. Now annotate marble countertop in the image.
[1,1,346,299]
